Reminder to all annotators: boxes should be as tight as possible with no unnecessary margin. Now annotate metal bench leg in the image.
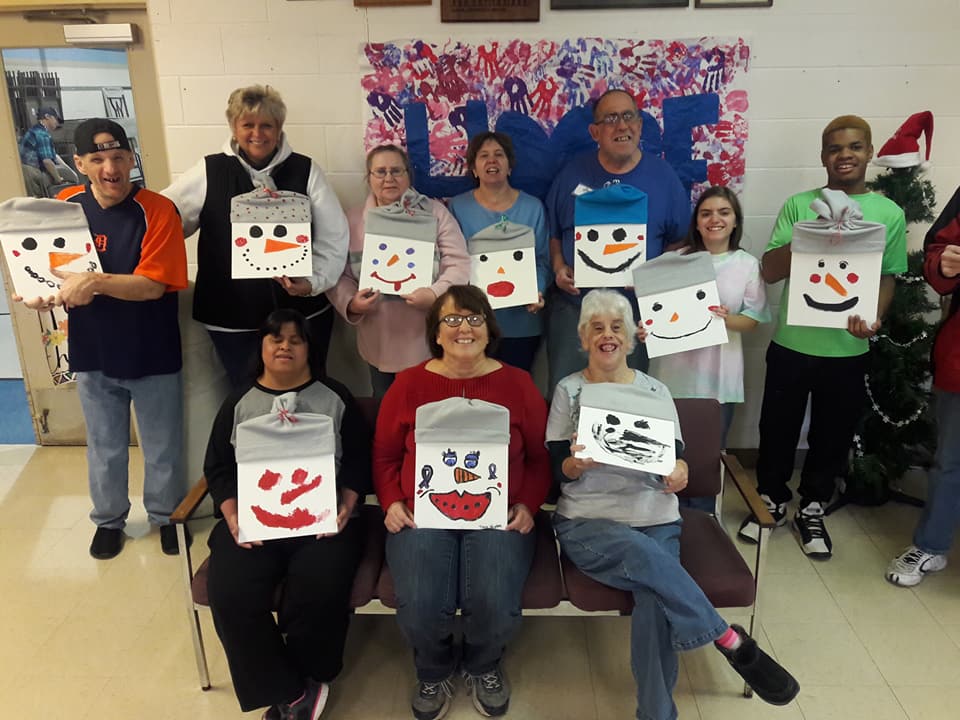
[177,522,211,690]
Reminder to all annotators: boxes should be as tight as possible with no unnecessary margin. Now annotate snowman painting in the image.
[468,220,539,310]
[632,251,729,359]
[574,184,648,288]
[0,197,101,299]
[230,188,312,280]
[358,195,438,297]
[787,190,886,329]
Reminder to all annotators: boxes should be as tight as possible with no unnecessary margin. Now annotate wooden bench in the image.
[171,397,774,697]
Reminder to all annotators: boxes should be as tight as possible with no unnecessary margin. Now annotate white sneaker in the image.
[737,493,787,544]
[886,545,947,587]
[792,501,832,559]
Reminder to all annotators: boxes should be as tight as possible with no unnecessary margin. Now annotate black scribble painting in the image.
[591,413,669,466]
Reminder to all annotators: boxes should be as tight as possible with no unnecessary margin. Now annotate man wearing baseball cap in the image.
[17,106,65,197]
[17,117,189,559]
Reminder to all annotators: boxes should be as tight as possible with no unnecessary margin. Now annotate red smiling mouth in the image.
[371,271,416,291]
[250,505,324,530]
[486,280,515,297]
[428,490,492,521]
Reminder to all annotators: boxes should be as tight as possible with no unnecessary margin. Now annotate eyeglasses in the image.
[596,111,639,126]
[369,167,408,179]
[440,314,485,328]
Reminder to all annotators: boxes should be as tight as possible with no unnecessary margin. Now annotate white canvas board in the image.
[231,221,312,279]
[0,228,100,298]
[470,246,538,310]
[414,441,508,530]
[787,250,883,328]
[576,405,676,477]
[237,454,338,542]
[573,223,647,288]
[636,280,728,358]
[359,232,435,296]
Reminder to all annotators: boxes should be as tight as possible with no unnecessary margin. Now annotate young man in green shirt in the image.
[738,115,907,559]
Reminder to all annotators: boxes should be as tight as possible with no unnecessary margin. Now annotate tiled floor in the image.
[1,444,958,719]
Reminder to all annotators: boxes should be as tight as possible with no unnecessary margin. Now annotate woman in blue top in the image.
[448,132,550,372]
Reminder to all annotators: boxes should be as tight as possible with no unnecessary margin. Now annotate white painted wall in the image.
[146,0,960,448]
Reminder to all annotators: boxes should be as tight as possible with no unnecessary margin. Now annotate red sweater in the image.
[924,186,960,393]
[373,362,550,513]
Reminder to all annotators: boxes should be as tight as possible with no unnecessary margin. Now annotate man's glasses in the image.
[440,314,485,328]
[596,111,639,126]
[369,168,408,179]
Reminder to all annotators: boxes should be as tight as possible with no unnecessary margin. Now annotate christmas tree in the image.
[842,166,939,505]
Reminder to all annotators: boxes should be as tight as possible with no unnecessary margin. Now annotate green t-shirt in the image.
[766,188,907,357]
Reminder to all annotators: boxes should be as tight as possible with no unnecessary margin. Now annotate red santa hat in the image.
[874,111,933,169]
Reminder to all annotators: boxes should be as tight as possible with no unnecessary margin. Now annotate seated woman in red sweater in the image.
[373,284,550,720]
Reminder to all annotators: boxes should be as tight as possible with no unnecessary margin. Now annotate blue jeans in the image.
[77,370,185,528]
[385,527,535,681]
[554,515,727,720]
[546,288,648,392]
[491,335,541,373]
[914,388,960,555]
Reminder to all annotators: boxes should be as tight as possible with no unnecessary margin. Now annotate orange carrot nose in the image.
[603,242,639,255]
[670,312,679,322]
[825,273,847,296]
[49,251,84,269]
[264,238,299,253]
[497,266,505,274]
[387,254,399,266]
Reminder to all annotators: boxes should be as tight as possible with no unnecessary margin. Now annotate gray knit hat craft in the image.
[792,188,886,253]
[580,382,681,440]
[467,220,535,256]
[365,188,437,242]
[0,197,90,235]
[414,397,510,446]
[235,392,337,464]
[631,250,716,296]
[230,188,312,224]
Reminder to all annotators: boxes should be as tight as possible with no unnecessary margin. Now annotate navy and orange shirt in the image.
[58,185,187,379]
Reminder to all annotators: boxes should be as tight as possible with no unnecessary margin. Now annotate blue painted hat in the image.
[575,184,648,227]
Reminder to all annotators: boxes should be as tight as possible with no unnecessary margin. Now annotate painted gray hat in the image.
[792,188,886,254]
[468,220,535,256]
[365,188,436,242]
[0,197,90,235]
[580,382,680,439]
[631,250,716,296]
[230,188,312,224]
[414,397,510,445]
[235,392,337,463]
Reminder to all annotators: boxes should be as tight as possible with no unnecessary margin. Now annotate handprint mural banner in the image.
[362,37,751,201]
[236,393,338,542]
[414,396,510,530]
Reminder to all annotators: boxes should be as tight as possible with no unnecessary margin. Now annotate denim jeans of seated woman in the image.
[385,526,535,682]
[554,515,728,720]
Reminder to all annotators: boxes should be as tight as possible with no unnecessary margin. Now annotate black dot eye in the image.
[652,302,662,312]
[513,250,523,261]
[612,227,627,242]
[53,237,66,249]
[605,414,620,425]
[21,237,37,251]
[479,254,488,262]
[839,260,848,269]
[274,225,287,237]
[817,259,825,268]
[250,225,263,238]
[587,229,599,242]
[696,289,706,300]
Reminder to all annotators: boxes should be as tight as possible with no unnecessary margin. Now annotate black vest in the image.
[193,152,329,328]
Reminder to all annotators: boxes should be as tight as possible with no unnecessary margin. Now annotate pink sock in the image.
[716,626,742,650]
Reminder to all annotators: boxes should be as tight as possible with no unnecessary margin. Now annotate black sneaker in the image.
[736,493,787,544]
[262,706,280,720]
[463,665,510,717]
[716,624,799,706]
[90,527,124,559]
[277,681,329,720]
[792,501,832,559]
[411,675,454,720]
[160,523,192,556]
